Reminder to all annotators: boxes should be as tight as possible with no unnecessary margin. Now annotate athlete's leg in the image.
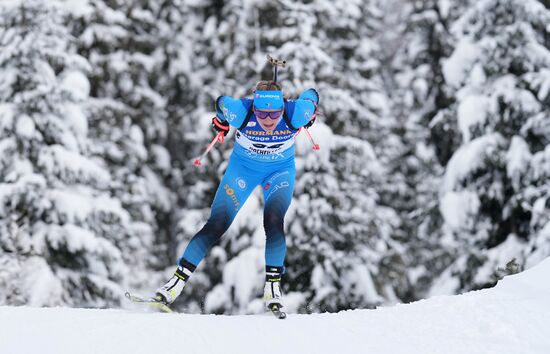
[157,156,261,304]
[262,165,296,268]
[179,157,260,267]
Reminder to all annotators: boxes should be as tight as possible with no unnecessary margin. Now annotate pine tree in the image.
[431,0,550,294]
[286,129,404,311]
[0,0,128,307]
[384,0,469,299]
[68,0,176,287]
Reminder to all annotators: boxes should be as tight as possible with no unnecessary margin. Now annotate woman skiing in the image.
[154,80,319,315]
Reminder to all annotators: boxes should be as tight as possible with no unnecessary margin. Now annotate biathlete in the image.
[155,81,319,314]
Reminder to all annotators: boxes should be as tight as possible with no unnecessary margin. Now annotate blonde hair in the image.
[255,81,282,91]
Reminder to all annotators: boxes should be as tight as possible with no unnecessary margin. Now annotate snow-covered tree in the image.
[284,124,403,312]
[0,0,129,307]
[69,0,175,276]
[431,0,550,294]
[4,0,548,314]
[382,0,468,299]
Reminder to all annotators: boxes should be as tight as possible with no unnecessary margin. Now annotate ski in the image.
[126,291,287,318]
[268,304,287,319]
[125,292,173,313]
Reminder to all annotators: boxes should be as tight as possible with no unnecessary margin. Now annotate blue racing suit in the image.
[179,89,319,270]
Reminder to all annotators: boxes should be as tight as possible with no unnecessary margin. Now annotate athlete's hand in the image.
[212,117,230,136]
[302,89,319,129]
[304,112,316,129]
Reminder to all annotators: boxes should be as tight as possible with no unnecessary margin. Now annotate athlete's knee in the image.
[201,214,231,238]
[185,218,230,260]
[264,210,285,236]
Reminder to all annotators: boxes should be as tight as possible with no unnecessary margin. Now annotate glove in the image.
[300,88,319,129]
[304,114,316,129]
[298,88,319,105]
[212,116,230,136]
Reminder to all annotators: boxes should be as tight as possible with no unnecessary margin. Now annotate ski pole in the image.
[304,127,320,150]
[193,132,225,167]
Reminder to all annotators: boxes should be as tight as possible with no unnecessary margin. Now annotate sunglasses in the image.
[255,110,283,120]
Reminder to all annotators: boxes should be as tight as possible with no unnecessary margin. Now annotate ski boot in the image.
[155,260,196,304]
[264,266,286,319]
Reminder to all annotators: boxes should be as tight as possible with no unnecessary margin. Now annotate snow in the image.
[21,257,64,307]
[37,145,112,187]
[129,124,144,145]
[64,103,88,136]
[487,76,540,119]
[527,223,550,268]
[220,246,264,311]
[442,37,479,88]
[531,144,550,180]
[1,257,550,354]
[41,224,104,255]
[45,188,131,226]
[473,235,524,284]
[47,188,94,222]
[457,94,487,142]
[204,284,231,313]
[440,190,480,230]
[14,115,36,138]
[438,0,452,18]
[342,264,384,304]
[531,68,550,100]
[506,136,532,189]
[150,144,171,172]
[427,264,461,296]
[0,104,15,131]
[442,133,503,192]
[63,0,94,18]
[61,70,90,101]
[142,166,172,212]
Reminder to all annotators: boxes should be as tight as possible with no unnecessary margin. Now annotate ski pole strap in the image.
[212,117,230,136]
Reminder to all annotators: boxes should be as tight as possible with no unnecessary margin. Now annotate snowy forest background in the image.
[0,0,549,314]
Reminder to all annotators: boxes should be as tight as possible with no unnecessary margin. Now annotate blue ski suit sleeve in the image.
[286,88,319,129]
[215,96,253,128]
[298,88,319,105]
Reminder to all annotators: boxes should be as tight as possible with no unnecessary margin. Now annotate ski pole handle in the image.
[193,132,225,167]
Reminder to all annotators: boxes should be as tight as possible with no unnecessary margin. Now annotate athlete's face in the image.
[255,110,284,132]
